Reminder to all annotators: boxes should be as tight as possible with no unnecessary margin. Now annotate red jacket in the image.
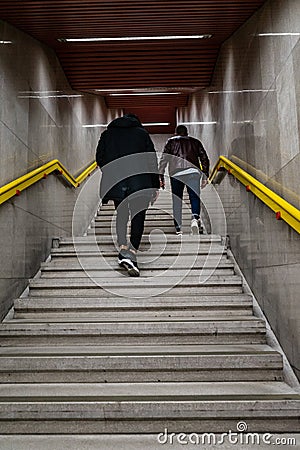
[159,135,210,178]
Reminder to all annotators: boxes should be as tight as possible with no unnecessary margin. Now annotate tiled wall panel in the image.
[0,21,109,319]
[178,0,300,379]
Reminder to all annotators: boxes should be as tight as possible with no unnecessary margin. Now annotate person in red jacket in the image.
[159,125,210,235]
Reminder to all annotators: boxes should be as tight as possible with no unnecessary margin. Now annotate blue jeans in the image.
[170,172,201,231]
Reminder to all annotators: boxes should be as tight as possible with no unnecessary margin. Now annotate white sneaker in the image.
[191,218,199,234]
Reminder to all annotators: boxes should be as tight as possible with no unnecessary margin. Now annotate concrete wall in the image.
[151,134,173,153]
[178,0,300,379]
[0,20,114,319]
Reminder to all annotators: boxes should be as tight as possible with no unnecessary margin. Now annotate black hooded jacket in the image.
[96,115,160,203]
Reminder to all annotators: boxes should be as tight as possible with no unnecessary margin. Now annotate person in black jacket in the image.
[96,114,159,276]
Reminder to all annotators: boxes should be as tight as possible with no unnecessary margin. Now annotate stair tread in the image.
[8,314,259,323]
[40,270,234,279]
[14,294,253,306]
[41,263,233,270]
[0,344,278,356]
[52,248,225,254]
[28,289,245,299]
[1,434,299,450]
[1,316,265,326]
[0,354,283,371]
[0,381,298,399]
[45,257,231,267]
[29,276,242,287]
[60,235,222,243]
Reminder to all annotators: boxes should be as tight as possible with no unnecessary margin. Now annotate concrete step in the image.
[44,255,231,267]
[40,264,233,274]
[1,434,299,450]
[91,222,200,229]
[58,241,225,251]
[50,246,226,256]
[59,235,222,244]
[95,207,199,216]
[44,261,232,276]
[0,343,275,356]
[98,204,173,211]
[94,217,192,225]
[29,275,243,288]
[40,268,235,279]
[94,208,192,215]
[55,244,223,254]
[0,347,283,383]
[12,311,253,320]
[49,255,227,270]
[10,313,255,322]
[13,294,253,319]
[89,220,203,230]
[28,287,244,298]
[93,218,195,226]
[0,382,299,433]
[96,210,193,217]
[88,228,204,236]
[96,208,189,216]
[96,212,195,221]
[0,318,266,345]
[27,276,244,298]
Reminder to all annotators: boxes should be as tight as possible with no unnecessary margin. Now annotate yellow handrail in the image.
[0,159,97,206]
[209,156,300,235]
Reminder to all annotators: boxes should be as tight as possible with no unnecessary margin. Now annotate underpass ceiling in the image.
[0,0,266,133]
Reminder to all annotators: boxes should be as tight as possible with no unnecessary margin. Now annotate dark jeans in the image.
[113,195,150,250]
[170,172,201,230]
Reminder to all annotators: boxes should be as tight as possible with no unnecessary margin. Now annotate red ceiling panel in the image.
[106,94,188,109]
[0,1,267,133]
[123,107,176,135]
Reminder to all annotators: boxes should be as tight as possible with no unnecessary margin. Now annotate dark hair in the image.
[124,113,142,124]
[176,125,188,136]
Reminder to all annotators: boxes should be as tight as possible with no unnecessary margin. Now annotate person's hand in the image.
[151,189,159,205]
[201,178,209,189]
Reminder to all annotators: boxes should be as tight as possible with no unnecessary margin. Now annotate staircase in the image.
[0,189,299,447]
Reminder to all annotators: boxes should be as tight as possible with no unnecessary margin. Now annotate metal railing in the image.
[2,155,299,234]
[0,159,97,205]
[209,156,300,234]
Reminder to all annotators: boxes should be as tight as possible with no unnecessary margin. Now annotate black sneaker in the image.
[198,219,204,234]
[175,224,182,235]
[118,250,140,277]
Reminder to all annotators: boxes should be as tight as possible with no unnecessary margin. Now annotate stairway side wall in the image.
[0,21,115,320]
[178,0,300,380]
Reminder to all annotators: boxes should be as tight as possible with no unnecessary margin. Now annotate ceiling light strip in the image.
[58,34,212,43]
[180,121,217,125]
[94,88,192,93]
[143,122,170,126]
[257,32,300,36]
[208,89,272,94]
[109,92,181,96]
[18,95,83,99]
[82,122,170,128]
